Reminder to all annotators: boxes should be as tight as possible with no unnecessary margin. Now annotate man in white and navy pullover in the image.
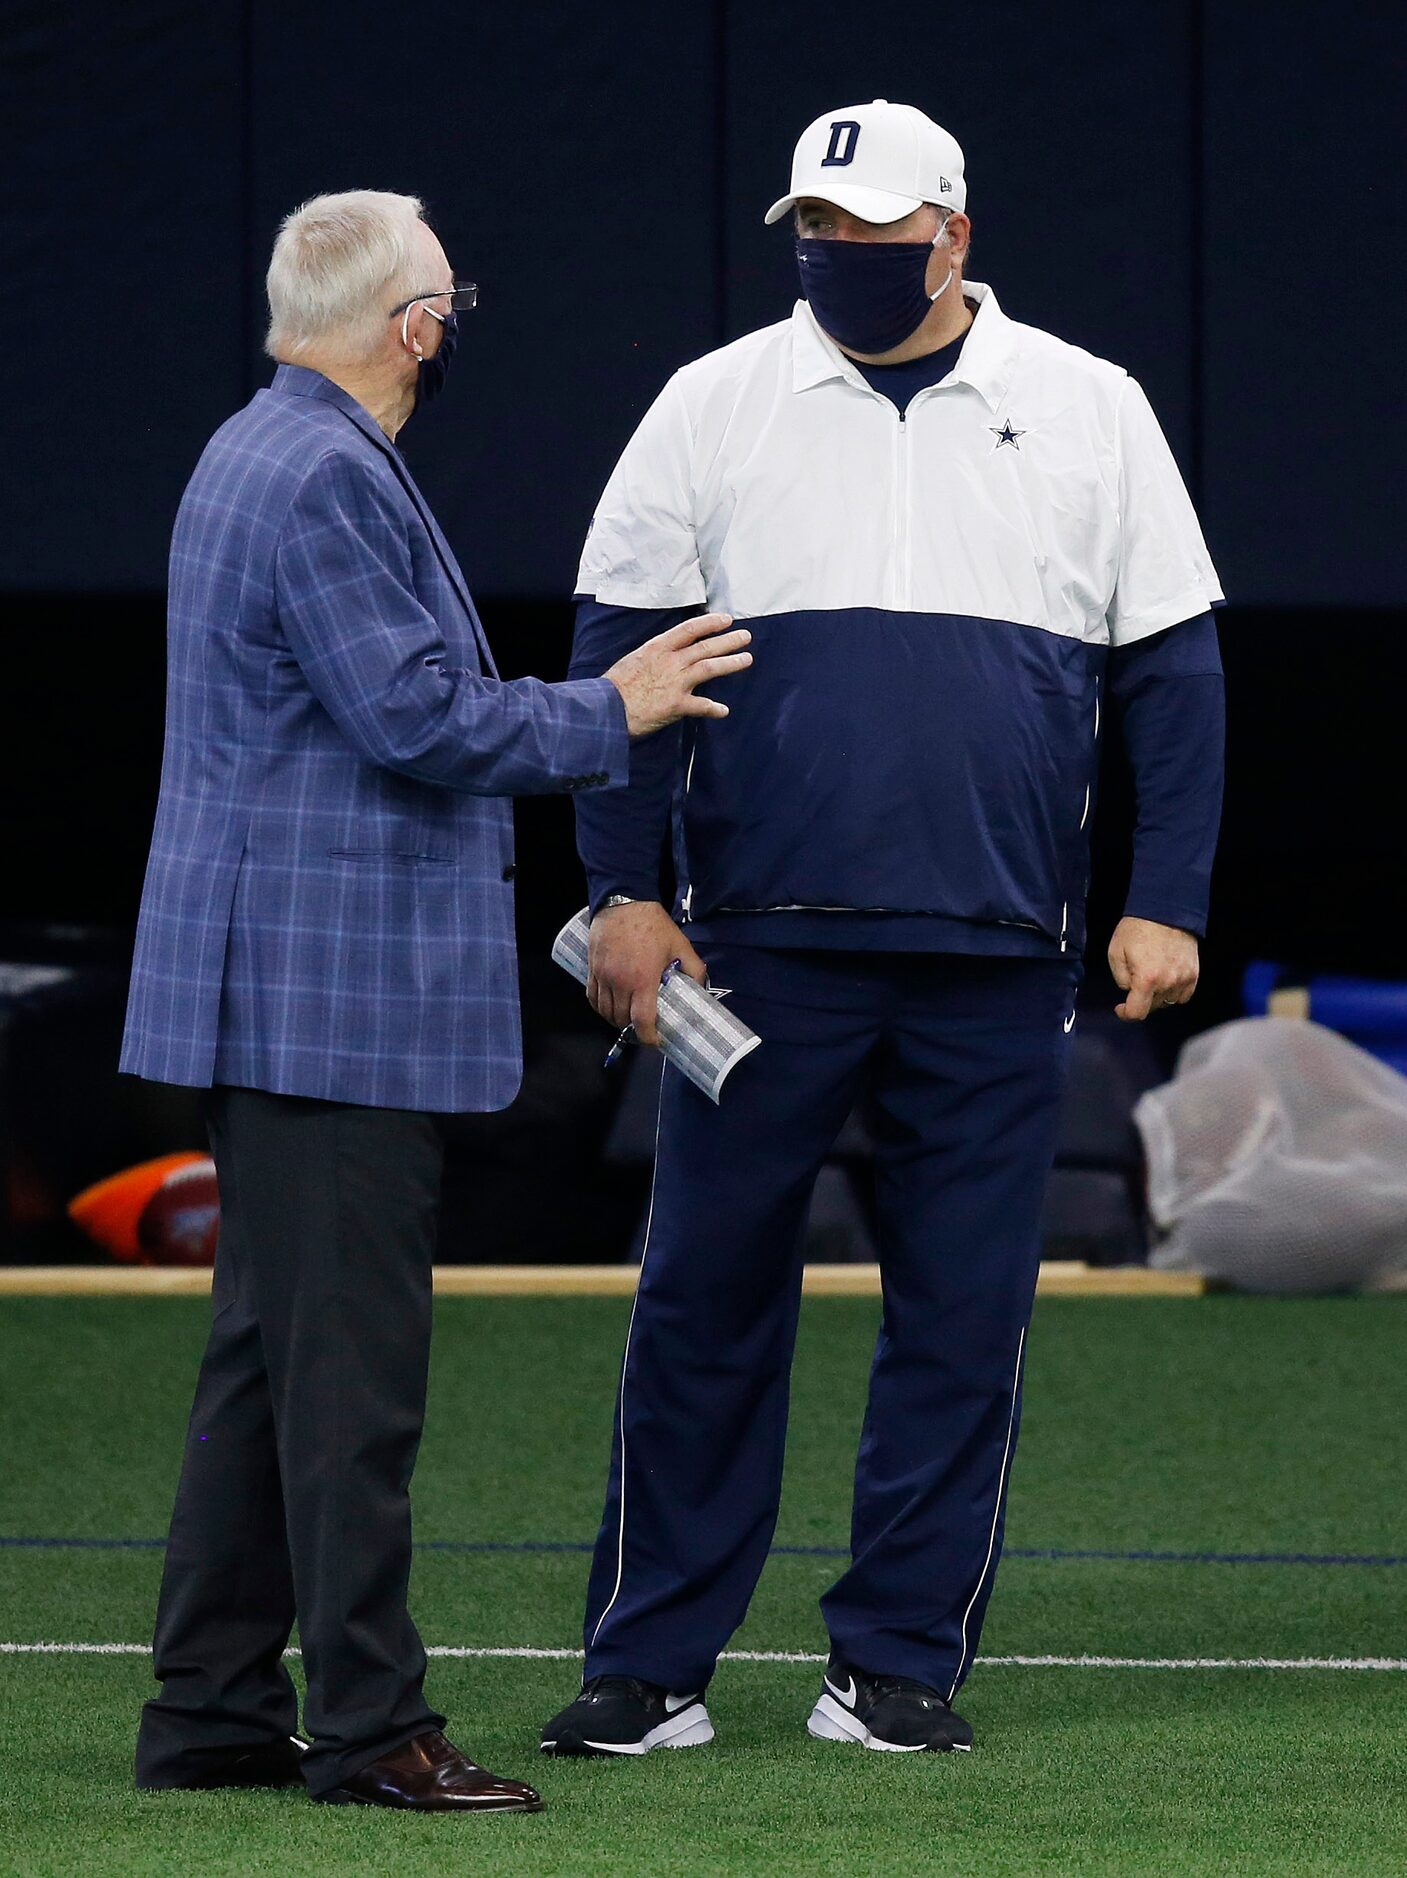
[540,102,1224,1761]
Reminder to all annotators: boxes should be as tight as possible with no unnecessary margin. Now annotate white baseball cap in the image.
[764,99,966,226]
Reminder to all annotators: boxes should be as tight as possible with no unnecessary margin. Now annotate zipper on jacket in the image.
[895,408,912,608]
[1063,674,1101,954]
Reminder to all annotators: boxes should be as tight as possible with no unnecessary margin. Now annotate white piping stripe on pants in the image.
[947,1325,1027,1702]
[588,1071,667,1650]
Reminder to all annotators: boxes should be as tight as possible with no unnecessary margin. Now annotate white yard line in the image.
[4,1643,1407,1671]
[978,1654,1407,1671]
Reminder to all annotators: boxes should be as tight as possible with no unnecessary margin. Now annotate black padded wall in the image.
[5,0,1401,602]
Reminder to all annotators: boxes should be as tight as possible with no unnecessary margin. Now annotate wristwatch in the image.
[601,895,641,910]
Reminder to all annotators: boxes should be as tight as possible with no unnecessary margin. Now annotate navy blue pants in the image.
[582,944,1079,1698]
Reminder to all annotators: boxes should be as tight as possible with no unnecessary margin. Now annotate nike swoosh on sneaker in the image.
[664,1691,701,1714]
[823,1675,857,1708]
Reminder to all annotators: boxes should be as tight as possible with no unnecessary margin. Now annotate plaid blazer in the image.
[121,365,627,1113]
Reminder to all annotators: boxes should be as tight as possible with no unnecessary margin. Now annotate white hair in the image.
[265,189,429,361]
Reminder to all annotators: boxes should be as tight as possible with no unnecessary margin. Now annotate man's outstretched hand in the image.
[1108,915,1199,1022]
[604,612,752,738]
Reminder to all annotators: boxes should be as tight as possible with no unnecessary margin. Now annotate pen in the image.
[604,960,685,1070]
[604,1025,635,1071]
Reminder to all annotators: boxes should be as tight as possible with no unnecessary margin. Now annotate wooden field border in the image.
[0,1262,1204,1299]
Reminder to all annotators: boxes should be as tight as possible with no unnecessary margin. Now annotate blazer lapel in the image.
[377,442,500,680]
[277,368,498,677]
[408,483,500,680]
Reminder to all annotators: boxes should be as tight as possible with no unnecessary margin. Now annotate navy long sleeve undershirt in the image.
[569,602,692,916]
[1107,610,1225,937]
[571,600,1225,948]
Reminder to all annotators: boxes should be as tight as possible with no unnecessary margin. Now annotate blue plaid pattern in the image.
[121,366,627,1113]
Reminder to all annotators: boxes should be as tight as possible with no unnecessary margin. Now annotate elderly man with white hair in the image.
[122,189,750,1812]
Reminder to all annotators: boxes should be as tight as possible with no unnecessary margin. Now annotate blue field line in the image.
[2,1535,1407,1568]
[1004,1546,1407,1568]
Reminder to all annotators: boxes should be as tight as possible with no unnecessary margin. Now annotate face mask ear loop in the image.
[403,299,446,359]
[928,221,954,305]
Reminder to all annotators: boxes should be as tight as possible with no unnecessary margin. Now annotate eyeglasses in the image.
[388,282,479,318]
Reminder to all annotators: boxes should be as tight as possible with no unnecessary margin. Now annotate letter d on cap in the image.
[821,120,861,166]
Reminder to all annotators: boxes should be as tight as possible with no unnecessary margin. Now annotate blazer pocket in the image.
[326,848,454,865]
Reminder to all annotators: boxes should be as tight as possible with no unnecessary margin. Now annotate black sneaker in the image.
[807,1657,973,1753]
[540,1676,713,1757]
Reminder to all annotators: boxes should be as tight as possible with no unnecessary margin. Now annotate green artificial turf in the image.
[2,1295,1406,1875]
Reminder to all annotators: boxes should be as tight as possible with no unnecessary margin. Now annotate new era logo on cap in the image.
[764,99,966,226]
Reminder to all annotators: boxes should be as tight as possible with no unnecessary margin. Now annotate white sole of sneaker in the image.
[576,1703,715,1757]
[807,1693,971,1754]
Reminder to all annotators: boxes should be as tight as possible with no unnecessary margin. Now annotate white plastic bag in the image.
[1135,1017,1407,1294]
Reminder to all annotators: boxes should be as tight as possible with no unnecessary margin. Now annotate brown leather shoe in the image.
[315,1731,543,1812]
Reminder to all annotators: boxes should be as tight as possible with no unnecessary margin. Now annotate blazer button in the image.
[502,864,516,881]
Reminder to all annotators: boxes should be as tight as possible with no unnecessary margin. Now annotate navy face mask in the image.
[415,310,459,405]
[795,235,951,356]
